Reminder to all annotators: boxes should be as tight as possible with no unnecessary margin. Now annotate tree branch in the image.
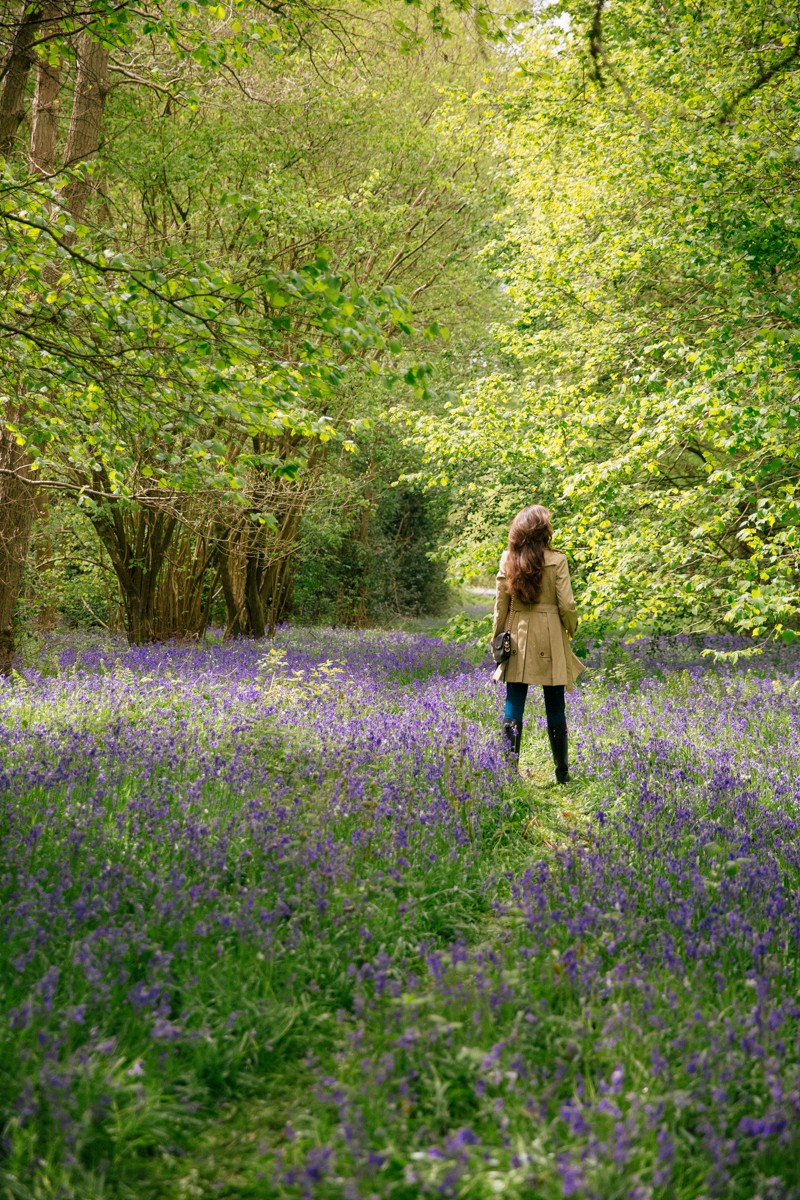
[719,32,800,121]
[588,0,604,88]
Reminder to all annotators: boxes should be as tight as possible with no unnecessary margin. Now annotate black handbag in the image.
[491,630,512,666]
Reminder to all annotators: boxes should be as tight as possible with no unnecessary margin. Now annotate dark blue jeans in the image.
[504,682,566,732]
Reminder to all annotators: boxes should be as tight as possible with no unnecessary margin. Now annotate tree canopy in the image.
[0,0,503,661]
[3,0,800,655]
[406,0,800,639]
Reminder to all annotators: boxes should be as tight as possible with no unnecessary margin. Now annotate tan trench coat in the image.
[492,548,585,691]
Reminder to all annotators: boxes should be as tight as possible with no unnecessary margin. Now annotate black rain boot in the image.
[547,725,569,784]
[502,719,522,765]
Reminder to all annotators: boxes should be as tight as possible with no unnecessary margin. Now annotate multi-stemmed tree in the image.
[0,0,501,663]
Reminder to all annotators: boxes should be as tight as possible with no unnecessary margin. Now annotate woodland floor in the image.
[2,617,800,1199]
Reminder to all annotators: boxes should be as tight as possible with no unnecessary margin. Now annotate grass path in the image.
[153,596,604,1196]
[161,713,602,1197]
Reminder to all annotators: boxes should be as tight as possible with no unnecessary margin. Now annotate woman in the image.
[491,505,584,783]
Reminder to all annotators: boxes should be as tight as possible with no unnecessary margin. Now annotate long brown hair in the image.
[505,505,553,604]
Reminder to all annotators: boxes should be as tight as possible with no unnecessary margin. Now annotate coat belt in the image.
[510,602,559,613]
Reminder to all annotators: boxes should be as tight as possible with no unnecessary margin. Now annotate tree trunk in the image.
[0,12,110,663]
[90,499,178,644]
[31,492,57,630]
[0,2,48,670]
[218,444,327,638]
[149,520,220,639]
[261,506,303,637]
[245,550,266,638]
[27,4,62,632]
[28,2,61,176]
[0,2,42,157]
[218,510,298,640]
[61,28,109,221]
[217,530,266,639]
[219,544,245,637]
[264,556,295,636]
[99,506,221,643]
[0,430,36,673]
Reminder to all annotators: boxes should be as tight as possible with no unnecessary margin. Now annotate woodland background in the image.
[2,0,800,665]
[5,6,800,1197]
